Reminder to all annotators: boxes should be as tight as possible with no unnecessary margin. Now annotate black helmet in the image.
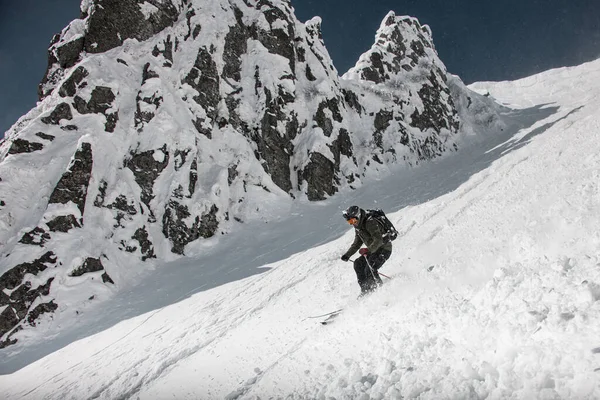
[342,205,362,221]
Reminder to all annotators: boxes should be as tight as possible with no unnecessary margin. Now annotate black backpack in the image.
[366,209,398,242]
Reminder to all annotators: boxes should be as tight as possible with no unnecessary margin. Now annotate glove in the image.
[341,254,350,262]
[359,248,369,256]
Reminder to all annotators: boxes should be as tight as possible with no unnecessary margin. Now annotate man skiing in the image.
[341,205,393,295]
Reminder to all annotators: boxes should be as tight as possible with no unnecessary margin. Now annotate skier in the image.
[340,205,393,296]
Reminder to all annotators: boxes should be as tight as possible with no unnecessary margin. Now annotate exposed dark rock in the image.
[228,165,239,185]
[8,139,44,155]
[26,301,58,326]
[125,146,169,208]
[331,128,353,166]
[408,40,426,65]
[342,89,363,115]
[256,0,296,72]
[304,20,330,74]
[134,69,162,130]
[410,71,459,134]
[296,41,306,63]
[0,308,19,339]
[72,86,117,132]
[109,195,138,216]
[315,109,333,137]
[398,124,410,146]
[101,272,114,284]
[35,132,55,141]
[254,66,262,95]
[19,227,51,246]
[172,185,184,199]
[41,103,73,125]
[253,85,298,193]
[374,110,393,132]
[222,8,247,82]
[142,63,160,82]
[222,2,298,113]
[87,86,116,114]
[173,149,190,171]
[9,278,54,326]
[73,96,88,114]
[198,205,219,237]
[162,201,194,255]
[314,98,343,137]
[0,252,56,292]
[70,257,104,277]
[49,142,93,215]
[183,47,220,137]
[105,112,118,132]
[94,180,108,207]
[120,240,137,253]
[191,118,212,138]
[10,283,38,318]
[59,66,89,97]
[193,25,201,39]
[38,35,63,100]
[188,159,198,197]
[56,37,85,69]
[0,329,20,348]
[305,64,316,81]
[183,8,196,41]
[132,226,155,260]
[84,0,179,54]
[61,125,79,131]
[363,52,387,84]
[152,35,173,65]
[374,110,393,147]
[134,95,160,129]
[301,153,336,201]
[163,203,218,255]
[46,215,81,232]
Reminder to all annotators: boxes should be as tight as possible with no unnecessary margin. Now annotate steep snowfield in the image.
[1,60,600,399]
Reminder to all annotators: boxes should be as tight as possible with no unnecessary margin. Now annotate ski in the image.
[306,308,343,320]
[320,310,343,325]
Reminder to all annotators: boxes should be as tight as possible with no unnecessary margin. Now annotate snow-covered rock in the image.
[0,0,499,347]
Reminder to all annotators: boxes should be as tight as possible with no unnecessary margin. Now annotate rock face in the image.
[0,1,501,346]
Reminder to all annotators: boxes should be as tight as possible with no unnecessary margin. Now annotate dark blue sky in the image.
[1,0,599,137]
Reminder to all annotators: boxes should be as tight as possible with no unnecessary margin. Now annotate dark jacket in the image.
[343,213,393,258]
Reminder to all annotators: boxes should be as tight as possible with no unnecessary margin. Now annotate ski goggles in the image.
[346,217,358,225]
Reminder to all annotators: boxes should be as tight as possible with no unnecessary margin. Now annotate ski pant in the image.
[353,248,392,293]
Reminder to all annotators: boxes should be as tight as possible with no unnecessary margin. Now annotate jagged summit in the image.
[0,0,501,349]
[344,11,441,84]
[343,11,461,142]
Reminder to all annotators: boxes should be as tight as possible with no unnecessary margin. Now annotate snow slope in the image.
[1,59,600,399]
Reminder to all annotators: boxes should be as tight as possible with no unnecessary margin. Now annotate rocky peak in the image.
[343,11,461,137]
[344,11,442,84]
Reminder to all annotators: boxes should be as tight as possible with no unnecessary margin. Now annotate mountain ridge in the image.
[0,0,501,349]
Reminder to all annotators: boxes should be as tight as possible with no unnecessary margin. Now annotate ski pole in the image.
[347,258,390,279]
[363,255,379,282]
